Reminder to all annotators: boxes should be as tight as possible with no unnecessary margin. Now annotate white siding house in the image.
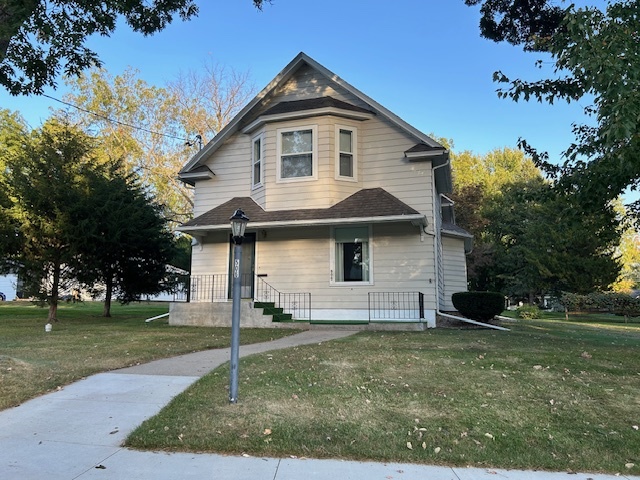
[172,53,471,329]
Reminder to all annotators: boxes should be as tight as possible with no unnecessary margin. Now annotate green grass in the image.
[126,317,640,475]
[0,301,299,410]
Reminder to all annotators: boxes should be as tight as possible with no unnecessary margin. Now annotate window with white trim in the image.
[331,226,372,284]
[335,126,357,181]
[277,125,317,181]
[252,134,263,188]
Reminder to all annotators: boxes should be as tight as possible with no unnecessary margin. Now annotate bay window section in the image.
[333,226,371,284]
[277,126,317,181]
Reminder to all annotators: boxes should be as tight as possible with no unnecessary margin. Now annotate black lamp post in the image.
[229,209,249,404]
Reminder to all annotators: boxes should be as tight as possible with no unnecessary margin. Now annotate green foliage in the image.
[449,146,543,291]
[0,118,176,318]
[475,1,640,219]
[484,178,621,297]
[1,118,102,320]
[69,160,177,317]
[516,305,541,319]
[452,291,505,321]
[560,291,640,321]
[61,65,255,225]
[464,0,565,51]
[0,1,199,95]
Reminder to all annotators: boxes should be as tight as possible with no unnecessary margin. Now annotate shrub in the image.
[517,305,541,319]
[452,291,505,322]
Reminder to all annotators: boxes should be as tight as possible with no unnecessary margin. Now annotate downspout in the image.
[431,156,509,332]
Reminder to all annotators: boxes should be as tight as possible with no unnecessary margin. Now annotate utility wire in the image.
[42,93,193,143]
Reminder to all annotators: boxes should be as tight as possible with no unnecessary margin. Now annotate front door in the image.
[228,232,256,299]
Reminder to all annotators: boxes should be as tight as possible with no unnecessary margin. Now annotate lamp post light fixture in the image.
[229,209,249,404]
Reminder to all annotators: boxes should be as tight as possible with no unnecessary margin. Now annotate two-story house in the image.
[170,52,471,330]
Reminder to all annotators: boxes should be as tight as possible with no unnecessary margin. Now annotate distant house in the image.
[171,52,471,329]
[0,272,18,301]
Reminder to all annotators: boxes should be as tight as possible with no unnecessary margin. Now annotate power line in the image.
[41,93,193,143]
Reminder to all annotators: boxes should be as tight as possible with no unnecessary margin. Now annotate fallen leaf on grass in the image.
[434,447,441,454]
[263,428,272,435]
[406,441,413,450]
[626,463,635,469]
[581,351,592,359]
[485,433,494,440]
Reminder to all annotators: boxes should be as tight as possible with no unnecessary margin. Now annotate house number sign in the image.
[234,258,240,278]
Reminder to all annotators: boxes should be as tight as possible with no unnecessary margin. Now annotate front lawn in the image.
[126,317,640,475]
[0,301,299,411]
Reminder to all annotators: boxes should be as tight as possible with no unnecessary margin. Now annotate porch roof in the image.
[178,188,427,233]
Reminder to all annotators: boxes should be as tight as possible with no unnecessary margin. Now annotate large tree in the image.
[484,178,621,299]
[1,115,176,319]
[61,64,255,224]
[467,0,640,214]
[449,146,542,290]
[1,118,100,321]
[71,160,176,317]
[0,109,26,269]
[0,0,198,95]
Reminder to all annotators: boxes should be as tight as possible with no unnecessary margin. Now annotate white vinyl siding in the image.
[253,223,437,318]
[441,236,468,311]
[191,135,253,217]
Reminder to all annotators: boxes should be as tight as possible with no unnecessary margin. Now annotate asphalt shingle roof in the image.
[183,188,420,228]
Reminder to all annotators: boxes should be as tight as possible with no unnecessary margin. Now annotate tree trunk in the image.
[103,275,113,317]
[48,258,61,322]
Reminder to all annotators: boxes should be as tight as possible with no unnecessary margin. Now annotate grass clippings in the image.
[126,317,640,475]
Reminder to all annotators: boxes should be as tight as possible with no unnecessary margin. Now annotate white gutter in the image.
[431,157,451,314]
[145,312,170,323]
[437,310,510,331]
[177,214,427,232]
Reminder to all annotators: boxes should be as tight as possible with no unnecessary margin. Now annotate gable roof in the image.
[178,188,426,233]
[179,52,450,189]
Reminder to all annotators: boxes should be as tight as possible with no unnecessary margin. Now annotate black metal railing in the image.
[173,274,311,321]
[255,276,311,321]
[368,292,425,321]
[173,274,254,302]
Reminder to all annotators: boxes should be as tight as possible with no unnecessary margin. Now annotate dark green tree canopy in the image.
[464,0,565,50]
[0,0,198,95]
[484,178,621,297]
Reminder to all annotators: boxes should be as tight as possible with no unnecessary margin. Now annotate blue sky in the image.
[0,0,593,164]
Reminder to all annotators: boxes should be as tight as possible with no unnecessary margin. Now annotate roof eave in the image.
[242,108,374,134]
[177,214,427,234]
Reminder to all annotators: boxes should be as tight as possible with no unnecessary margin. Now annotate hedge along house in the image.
[171,53,472,330]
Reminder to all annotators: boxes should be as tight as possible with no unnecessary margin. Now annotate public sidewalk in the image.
[0,329,637,480]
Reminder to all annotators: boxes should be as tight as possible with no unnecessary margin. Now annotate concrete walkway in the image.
[0,330,637,480]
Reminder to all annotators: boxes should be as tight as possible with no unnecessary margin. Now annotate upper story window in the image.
[276,125,318,182]
[252,134,263,188]
[335,125,357,181]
